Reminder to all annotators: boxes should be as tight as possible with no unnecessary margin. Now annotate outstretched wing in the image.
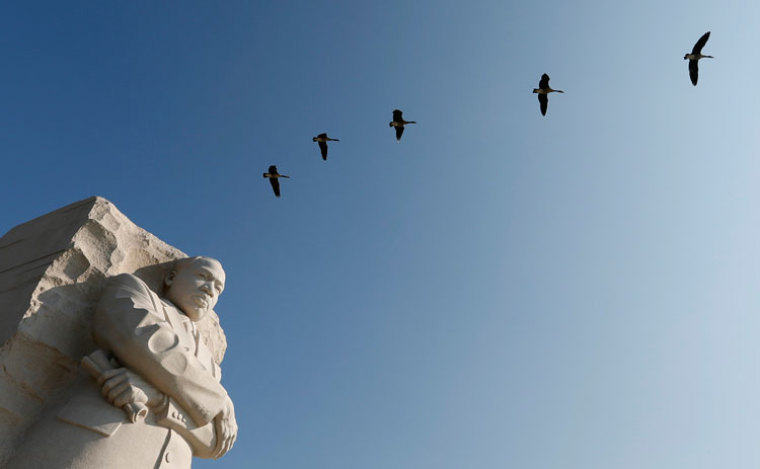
[688,59,699,86]
[538,93,548,116]
[392,109,403,123]
[318,141,328,160]
[539,73,550,89]
[269,177,281,197]
[692,31,710,55]
[395,126,404,140]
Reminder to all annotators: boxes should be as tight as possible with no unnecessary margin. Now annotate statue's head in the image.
[164,256,226,321]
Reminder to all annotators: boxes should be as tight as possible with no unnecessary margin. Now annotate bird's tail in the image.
[533,88,540,93]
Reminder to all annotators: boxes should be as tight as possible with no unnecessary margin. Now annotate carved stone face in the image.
[165,257,226,321]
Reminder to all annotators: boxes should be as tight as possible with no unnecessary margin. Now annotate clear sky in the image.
[2,1,759,468]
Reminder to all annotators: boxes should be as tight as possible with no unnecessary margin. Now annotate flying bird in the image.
[532,73,564,116]
[262,165,289,197]
[312,133,340,161]
[389,109,416,141]
[684,31,713,86]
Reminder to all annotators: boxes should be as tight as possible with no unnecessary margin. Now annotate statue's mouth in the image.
[193,294,210,308]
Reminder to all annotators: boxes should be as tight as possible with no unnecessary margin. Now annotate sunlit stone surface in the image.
[0,197,231,468]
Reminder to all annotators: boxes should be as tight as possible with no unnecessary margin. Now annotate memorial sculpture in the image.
[0,197,236,468]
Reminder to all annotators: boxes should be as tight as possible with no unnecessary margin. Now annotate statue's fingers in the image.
[100,373,127,397]
[112,389,133,408]
[218,434,230,458]
[218,437,231,458]
[97,368,125,387]
[112,387,144,408]
[213,427,232,459]
[222,426,235,454]
[112,385,149,407]
[106,380,132,403]
[212,420,225,459]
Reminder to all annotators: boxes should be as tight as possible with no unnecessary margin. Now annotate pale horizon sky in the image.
[1,1,759,468]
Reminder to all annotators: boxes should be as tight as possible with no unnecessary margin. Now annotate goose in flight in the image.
[312,133,340,161]
[389,109,416,141]
[262,165,289,197]
[684,31,713,86]
[533,73,564,116]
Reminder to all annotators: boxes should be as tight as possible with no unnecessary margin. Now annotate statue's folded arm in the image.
[93,273,229,427]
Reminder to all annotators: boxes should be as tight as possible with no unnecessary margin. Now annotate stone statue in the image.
[6,256,237,468]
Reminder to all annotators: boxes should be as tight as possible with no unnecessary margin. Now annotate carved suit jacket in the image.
[92,273,229,456]
[7,274,231,469]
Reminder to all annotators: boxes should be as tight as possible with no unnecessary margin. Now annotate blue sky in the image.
[2,1,760,467]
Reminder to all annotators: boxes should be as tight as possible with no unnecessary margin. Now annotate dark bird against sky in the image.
[684,31,713,86]
[312,133,340,161]
[532,73,564,116]
[389,109,416,141]
[262,165,290,197]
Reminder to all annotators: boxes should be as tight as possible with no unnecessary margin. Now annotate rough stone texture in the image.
[0,196,227,465]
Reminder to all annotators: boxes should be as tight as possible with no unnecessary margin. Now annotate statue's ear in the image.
[165,270,176,287]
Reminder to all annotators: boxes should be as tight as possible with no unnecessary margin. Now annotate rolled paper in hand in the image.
[80,350,149,423]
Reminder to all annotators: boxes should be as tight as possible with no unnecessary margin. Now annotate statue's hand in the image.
[212,398,237,458]
[98,367,164,409]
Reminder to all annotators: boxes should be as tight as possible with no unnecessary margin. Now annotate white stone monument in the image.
[0,197,236,468]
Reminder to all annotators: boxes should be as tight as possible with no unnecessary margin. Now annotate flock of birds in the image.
[262,31,714,197]
[262,108,417,197]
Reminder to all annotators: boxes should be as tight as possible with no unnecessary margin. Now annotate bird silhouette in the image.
[312,133,340,161]
[262,165,290,197]
[532,73,564,116]
[389,109,416,141]
[684,31,713,86]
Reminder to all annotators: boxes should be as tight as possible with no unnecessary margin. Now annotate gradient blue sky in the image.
[2,1,760,468]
